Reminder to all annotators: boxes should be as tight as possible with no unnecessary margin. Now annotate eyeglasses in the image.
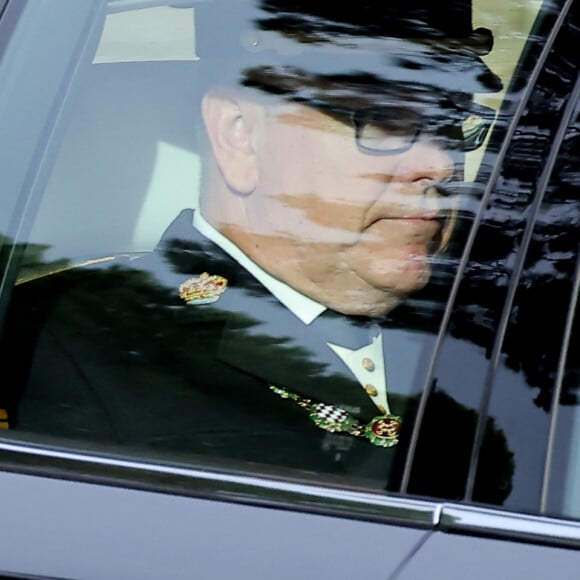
[307,98,497,155]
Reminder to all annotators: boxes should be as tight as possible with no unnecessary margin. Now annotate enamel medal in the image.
[179,272,228,305]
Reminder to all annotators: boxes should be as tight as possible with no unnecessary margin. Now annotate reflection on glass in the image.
[0,0,563,502]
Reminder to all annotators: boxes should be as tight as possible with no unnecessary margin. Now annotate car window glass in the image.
[405,1,580,514]
[400,0,579,512]
[0,0,571,504]
[467,4,580,515]
[540,87,580,519]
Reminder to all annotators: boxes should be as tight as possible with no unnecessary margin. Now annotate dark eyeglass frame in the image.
[304,98,497,156]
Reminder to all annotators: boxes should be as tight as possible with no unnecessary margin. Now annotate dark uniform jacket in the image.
[1,210,514,499]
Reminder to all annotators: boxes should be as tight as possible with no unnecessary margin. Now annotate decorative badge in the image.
[178,272,228,305]
[364,415,402,448]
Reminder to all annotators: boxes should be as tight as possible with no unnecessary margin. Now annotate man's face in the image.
[212,95,459,317]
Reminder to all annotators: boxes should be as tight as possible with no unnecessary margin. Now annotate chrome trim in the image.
[542,247,580,512]
[441,504,580,549]
[0,440,437,527]
[0,0,10,20]
[3,440,580,548]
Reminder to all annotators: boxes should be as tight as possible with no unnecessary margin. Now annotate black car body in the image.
[0,0,578,578]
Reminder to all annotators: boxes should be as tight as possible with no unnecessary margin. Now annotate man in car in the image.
[3,0,514,496]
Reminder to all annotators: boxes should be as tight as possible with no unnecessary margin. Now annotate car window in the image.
[399,0,579,514]
[470,4,580,517]
[0,0,576,514]
[539,85,580,520]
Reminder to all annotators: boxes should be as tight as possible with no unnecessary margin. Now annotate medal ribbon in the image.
[269,385,402,448]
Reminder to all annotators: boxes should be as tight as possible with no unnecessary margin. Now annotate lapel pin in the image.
[179,272,228,305]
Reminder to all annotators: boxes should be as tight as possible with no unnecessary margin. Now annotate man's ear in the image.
[201,90,259,195]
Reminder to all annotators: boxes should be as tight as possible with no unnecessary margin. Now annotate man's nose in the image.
[393,140,456,185]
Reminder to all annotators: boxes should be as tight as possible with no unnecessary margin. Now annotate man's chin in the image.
[362,254,433,296]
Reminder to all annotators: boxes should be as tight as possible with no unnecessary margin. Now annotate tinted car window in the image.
[400,0,579,514]
[539,83,580,520]
[0,0,576,514]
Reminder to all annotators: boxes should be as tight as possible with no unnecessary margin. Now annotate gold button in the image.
[362,358,375,371]
[377,405,387,414]
[365,384,378,397]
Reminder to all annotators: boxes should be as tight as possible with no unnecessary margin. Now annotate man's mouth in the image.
[367,213,443,237]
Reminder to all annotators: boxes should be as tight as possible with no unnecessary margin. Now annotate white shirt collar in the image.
[193,211,326,325]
